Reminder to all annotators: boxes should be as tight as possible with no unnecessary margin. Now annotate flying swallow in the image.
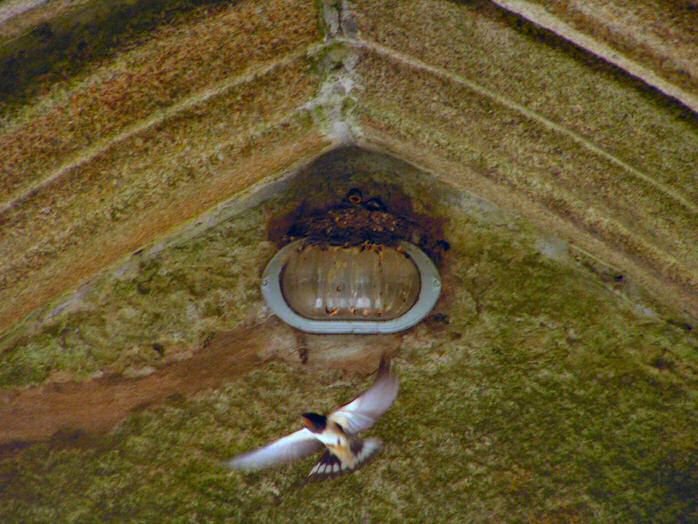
[225,357,399,480]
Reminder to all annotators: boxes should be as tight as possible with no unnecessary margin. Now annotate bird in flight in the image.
[225,356,399,480]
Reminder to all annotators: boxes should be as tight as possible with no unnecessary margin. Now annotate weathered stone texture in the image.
[0,0,328,332]
[0,0,697,342]
[348,0,698,317]
[519,0,698,100]
[0,1,697,521]
[1,1,322,201]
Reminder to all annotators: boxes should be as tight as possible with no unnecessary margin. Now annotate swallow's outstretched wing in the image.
[226,428,322,471]
[330,357,399,435]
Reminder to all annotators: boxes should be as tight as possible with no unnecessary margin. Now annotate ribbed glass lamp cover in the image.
[280,244,420,320]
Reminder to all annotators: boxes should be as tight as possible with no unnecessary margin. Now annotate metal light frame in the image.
[261,239,441,334]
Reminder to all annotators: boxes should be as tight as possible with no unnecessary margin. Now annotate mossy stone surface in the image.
[1,148,696,522]
[1,1,697,519]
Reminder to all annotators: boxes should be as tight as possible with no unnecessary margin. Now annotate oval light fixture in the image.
[262,239,441,334]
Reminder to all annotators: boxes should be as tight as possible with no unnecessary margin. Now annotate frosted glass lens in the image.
[280,244,421,320]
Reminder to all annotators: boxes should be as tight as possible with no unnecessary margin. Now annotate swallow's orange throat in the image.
[301,412,327,433]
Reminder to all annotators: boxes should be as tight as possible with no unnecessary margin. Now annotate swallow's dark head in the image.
[301,412,327,433]
[345,188,363,205]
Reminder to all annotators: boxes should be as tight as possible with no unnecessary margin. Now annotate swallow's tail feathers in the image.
[307,438,383,481]
[308,449,344,480]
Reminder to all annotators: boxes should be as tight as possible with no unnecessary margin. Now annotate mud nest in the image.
[274,188,450,264]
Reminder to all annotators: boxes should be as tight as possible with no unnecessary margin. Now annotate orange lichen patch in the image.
[0,315,401,448]
[0,0,321,203]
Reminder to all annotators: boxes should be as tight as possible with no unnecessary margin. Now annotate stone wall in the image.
[1,0,695,338]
